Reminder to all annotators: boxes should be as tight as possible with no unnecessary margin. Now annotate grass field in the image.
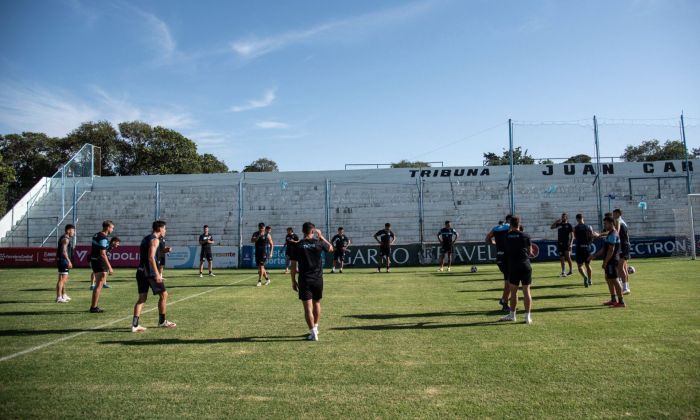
[0,259,698,419]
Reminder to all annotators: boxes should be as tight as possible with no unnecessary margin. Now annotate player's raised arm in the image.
[315,228,334,253]
[550,219,560,229]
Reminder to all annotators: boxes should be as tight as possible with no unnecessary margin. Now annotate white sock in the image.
[510,310,516,317]
[313,324,318,331]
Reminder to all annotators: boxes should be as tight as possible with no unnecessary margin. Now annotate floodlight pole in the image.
[508,119,515,215]
[154,182,160,220]
[238,176,244,267]
[593,115,604,230]
[681,113,691,195]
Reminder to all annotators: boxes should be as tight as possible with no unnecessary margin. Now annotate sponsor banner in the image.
[0,247,55,267]
[165,246,238,269]
[1,237,696,268]
[241,246,299,269]
[73,245,140,268]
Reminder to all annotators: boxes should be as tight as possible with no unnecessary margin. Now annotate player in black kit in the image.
[437,221,459,272]
[131,220,176,333]
[198,225,215,277]
[613,208,632,294]
[500,216,534,324]
[290,222,334,341]
[574,214,598,287]
[252,222,273,286]
[89,220,115,313]
[330,227,351,273]
[486,215,512,312]
[55,224,75,303]
[593,216,625,308]
[374,223,396,272]
[283,227,300,274]
[551,213,574,277]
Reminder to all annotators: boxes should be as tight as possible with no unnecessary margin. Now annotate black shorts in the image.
[200,249,213,262]
[90,259,108,273]
[255,248,267,266]
[441,244,453,255]
[508,264,532,286]
[557,242,571,255]
[605,260,619,278]
[620,244,631,260]
[298,278,323,301]
[136,269,166,295]
[159,255,166,267]
[57,259,70,275]
[496,253,508,280]
[575,246,591,265]
[379,246,391,257]
[334,249,345,263]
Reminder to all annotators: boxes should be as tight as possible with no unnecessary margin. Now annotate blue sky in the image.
[1,0,698,171]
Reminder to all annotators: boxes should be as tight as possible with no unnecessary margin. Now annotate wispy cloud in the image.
[230,88,276,112]
[231,0,437,59]
[255,120,289,129]
[119,2,177,62]
[0,80,193,136]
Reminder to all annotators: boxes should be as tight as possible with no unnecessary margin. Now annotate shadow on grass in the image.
[166,284,251,289]
[0,310,87,317]
[19,288,56,292]
[332,320,513,331]
[476,293,605,301]
[346,310,501,320]
[0,300,52,304]
[100,335,308,345]
[0,327,128,336]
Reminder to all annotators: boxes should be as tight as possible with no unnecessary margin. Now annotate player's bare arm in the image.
[61,237,72,269]
[290,260,298,290]
[100,249,113,275]
[149,238,161,282]
[550,219,561,229]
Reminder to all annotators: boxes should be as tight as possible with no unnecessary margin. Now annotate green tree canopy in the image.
[243,158,278,172]
[390,160,432,168]
[200,153,229,173]
[621,140,696,162]
[483,147,534,166]
[564,154,592,163]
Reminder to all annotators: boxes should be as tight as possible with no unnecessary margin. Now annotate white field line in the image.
[0,275,257,362]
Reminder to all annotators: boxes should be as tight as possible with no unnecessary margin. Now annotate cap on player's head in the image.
[510,216,521,229]
[65,224,75,232]
[575,213,583,221]
[385,223,391,228]
[338,226,344,232]
[505,214,513,223]
[102,220,114,229]
[302,222,315,235]
[258,222,265,229]
[153,220,166,232]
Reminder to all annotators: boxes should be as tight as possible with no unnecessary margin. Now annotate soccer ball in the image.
[470,265,478,273]
[627,266,636,274]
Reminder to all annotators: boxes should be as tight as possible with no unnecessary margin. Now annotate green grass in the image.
[0,259,698,419]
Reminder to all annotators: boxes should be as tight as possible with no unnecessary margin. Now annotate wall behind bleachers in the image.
[2,160,698,248]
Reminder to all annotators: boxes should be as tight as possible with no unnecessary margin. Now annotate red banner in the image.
[0,246,141,268]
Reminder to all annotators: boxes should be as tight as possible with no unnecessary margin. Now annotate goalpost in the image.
[690,194,699,260]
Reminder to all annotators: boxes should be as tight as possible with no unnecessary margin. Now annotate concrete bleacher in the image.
[1,159,698,247]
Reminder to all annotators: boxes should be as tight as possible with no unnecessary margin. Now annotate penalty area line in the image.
[0,274,257,363]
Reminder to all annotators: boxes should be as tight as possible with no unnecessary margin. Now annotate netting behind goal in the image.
[671,194,700,259]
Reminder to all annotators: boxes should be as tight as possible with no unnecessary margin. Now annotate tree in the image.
[118,121,154,175]
[65,121,122,176]
[0,132,62,208]
[538,159,554,165]
[148,127,202,174]
[0,154,16,215]
[483,147,534,166]
[390,160,432,168]
[564,154,592,163]
[621,139,692,162]
[243,158,278,172]
[200,153,229,173]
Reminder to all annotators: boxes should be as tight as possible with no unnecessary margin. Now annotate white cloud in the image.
[231,0,437,59]
[255,120,289,129]
[0,80,193,136]
[230,88,276,112]
[121,3,177,62]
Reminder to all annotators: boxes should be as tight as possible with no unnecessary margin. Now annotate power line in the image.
[411,121,507,160]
